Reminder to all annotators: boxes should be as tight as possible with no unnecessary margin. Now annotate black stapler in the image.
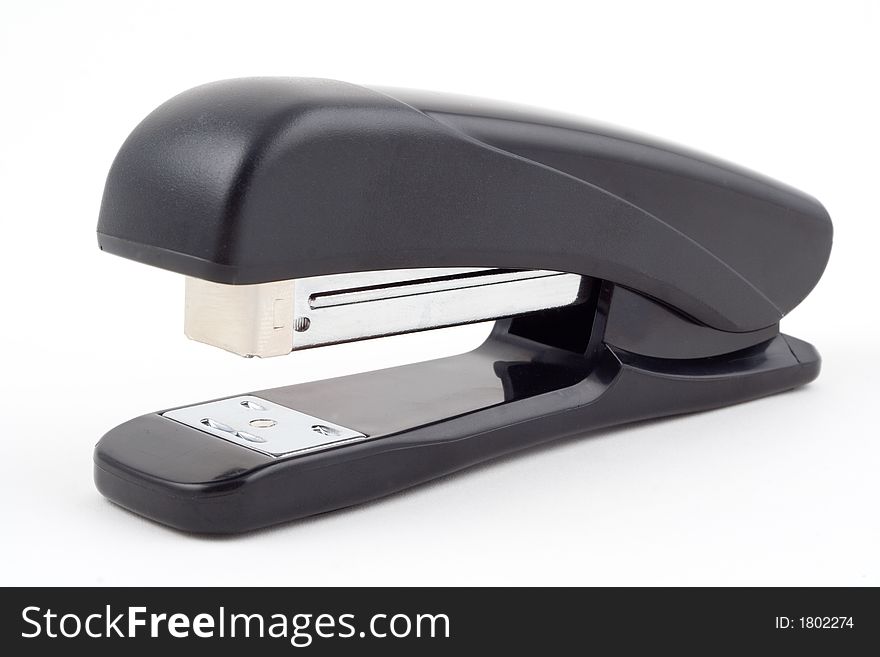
[95,78,833,533]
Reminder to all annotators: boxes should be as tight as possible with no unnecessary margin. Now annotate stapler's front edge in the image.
[94,78,831,533]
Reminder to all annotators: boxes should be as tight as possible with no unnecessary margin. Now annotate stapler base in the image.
[95,294,819,533]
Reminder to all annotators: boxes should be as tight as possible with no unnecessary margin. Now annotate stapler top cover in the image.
[97,78,832,334]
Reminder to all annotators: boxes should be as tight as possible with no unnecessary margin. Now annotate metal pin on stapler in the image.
[94,78,833,533]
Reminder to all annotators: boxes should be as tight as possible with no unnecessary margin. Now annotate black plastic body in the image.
[94,79,832,533]
[98,78,832,333]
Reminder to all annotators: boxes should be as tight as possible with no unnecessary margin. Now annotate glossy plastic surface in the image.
[94,290,820,534]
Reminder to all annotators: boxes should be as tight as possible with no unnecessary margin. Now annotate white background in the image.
[1,0,877,586]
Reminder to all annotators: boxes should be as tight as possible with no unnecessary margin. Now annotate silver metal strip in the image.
[185,267,586,357]
[162,395,368,457]
[308,269,566,308]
